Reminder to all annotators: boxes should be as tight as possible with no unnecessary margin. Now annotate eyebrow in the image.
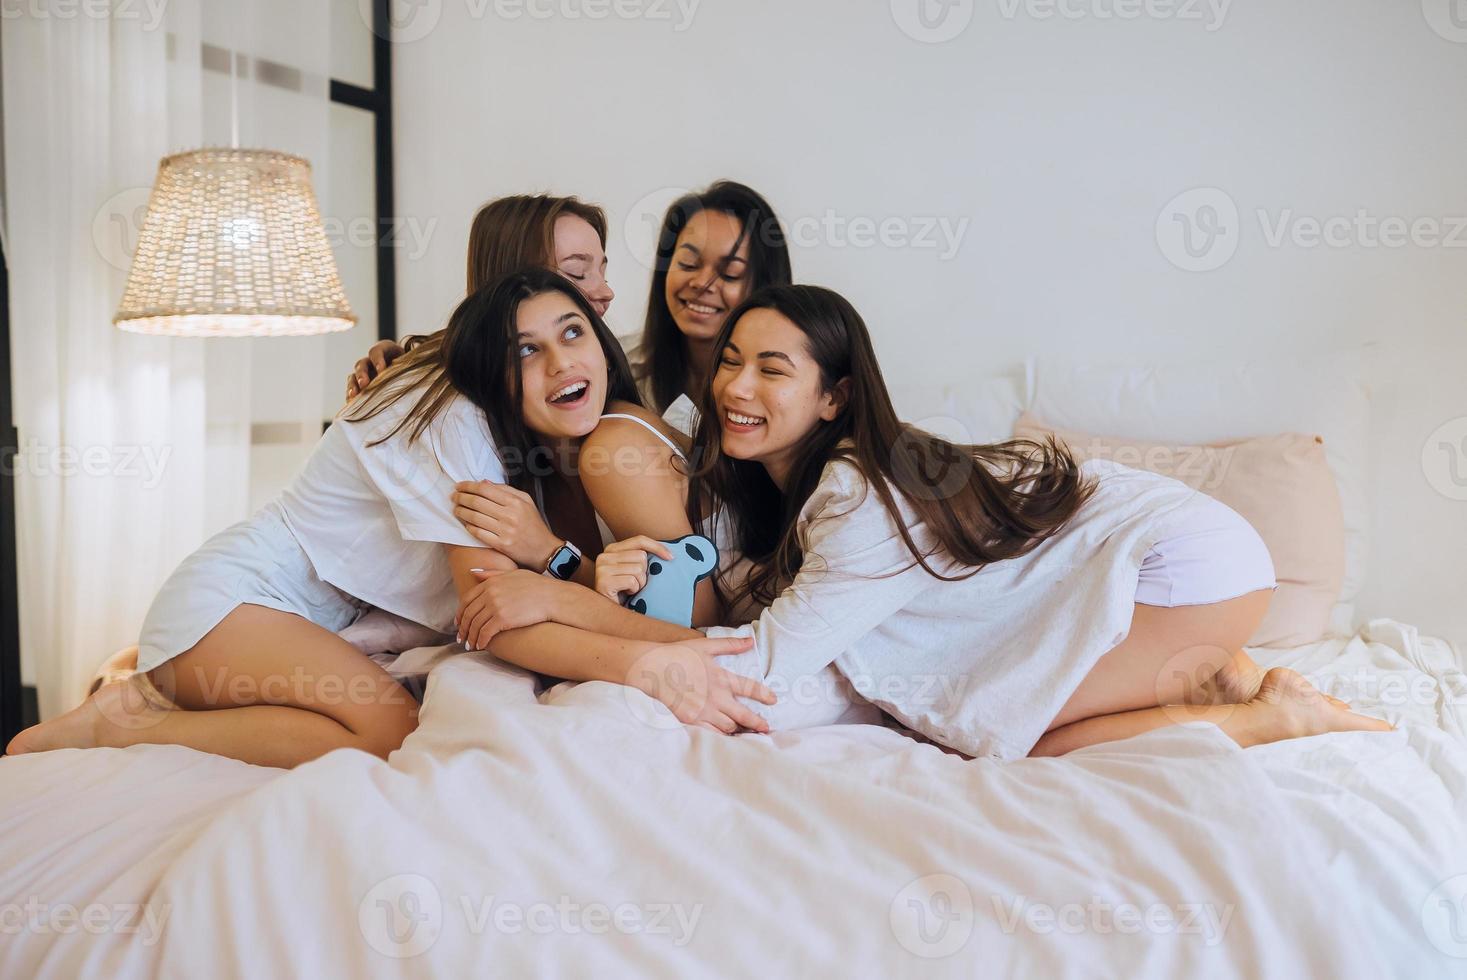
[517,311,584,339]
[726,341,794,366]
[677,242,747,265]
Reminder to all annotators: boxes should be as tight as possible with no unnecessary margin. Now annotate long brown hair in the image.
[634,180,792,414]
[399,194,608,357]
[689,285,1096,609]
[341,268,641,496]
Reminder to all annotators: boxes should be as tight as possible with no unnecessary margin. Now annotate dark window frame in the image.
[331,0,397,344]
[0,20,21,744]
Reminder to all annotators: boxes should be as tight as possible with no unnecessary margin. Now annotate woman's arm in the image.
[704,464,939,688]
[451,481,597,587]
[579,413,723,627]
[453,567,698,650]
[445,546,773,732]
[345,339,405,401]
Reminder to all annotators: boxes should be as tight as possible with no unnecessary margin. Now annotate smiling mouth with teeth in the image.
[724,410,765,427]
[549,381,589,405]
[683,299,723,316]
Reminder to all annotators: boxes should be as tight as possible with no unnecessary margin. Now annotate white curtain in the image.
[3,0,333,719]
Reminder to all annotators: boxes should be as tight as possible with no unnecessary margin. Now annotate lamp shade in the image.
[114,148,356,337]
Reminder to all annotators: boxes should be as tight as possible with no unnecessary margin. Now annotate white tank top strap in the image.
[597,413,687,460]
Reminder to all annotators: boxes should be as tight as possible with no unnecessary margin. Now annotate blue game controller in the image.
[627,534,719,628]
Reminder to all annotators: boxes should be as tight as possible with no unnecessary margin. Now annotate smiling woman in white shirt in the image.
[6,270,770,768]
[458,283,1395,759]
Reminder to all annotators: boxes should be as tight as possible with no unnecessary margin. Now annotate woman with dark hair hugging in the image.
[454,283,1394,759]
[7,270,771,768]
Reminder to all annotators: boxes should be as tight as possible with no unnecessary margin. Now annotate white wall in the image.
[390,0,1467,648]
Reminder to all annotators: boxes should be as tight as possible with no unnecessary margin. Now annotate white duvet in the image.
[2,619,1466,978]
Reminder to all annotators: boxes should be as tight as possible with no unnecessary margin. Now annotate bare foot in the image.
[5,676,170,756]
[1194,649,1266,705]
[1246,667,1393,742]
[87,645,141,697]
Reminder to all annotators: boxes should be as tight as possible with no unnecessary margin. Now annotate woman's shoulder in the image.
[804,453,886,519]
[340,377,492,456]
[588,400,689,452]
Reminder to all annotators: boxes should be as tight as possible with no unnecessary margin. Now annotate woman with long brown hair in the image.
[454,284,1393,757]
[629,180,792,430]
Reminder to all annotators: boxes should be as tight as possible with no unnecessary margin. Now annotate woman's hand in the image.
[594,536,674,603]
[456,568,566,650]
[345,339,406,401]
[453,480,561,571]
[628,636,776,735]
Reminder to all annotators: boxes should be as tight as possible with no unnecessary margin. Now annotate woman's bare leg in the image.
[7,604,418,768]
[1035,589,1389,755]
[1031,666,1391,756]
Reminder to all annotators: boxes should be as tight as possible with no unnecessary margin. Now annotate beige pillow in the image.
[1012,413,1345,648]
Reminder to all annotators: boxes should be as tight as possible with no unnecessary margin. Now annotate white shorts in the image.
[136,501,369,673]
[1134,495,1277,608]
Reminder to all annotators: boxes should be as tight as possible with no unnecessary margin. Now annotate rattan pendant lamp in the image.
[113,61,354,337]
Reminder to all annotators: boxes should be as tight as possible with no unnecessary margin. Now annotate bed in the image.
[2,619,1465,977]
[8,349,1462,977]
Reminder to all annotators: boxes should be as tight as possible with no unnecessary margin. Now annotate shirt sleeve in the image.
[705,461,940,728]
[351,394,508,547]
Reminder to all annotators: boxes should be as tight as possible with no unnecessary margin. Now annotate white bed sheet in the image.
[2,620,1465,978]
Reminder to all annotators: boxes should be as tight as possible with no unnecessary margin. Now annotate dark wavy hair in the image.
[342,267,641,496]
[634,180,793,414]
[688,284,1096,609]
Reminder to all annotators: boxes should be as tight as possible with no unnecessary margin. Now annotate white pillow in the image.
[887,363,1029,446]
[1030,349,1372,636]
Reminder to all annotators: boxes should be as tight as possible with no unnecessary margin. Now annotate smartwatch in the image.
[544,540,583,581]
